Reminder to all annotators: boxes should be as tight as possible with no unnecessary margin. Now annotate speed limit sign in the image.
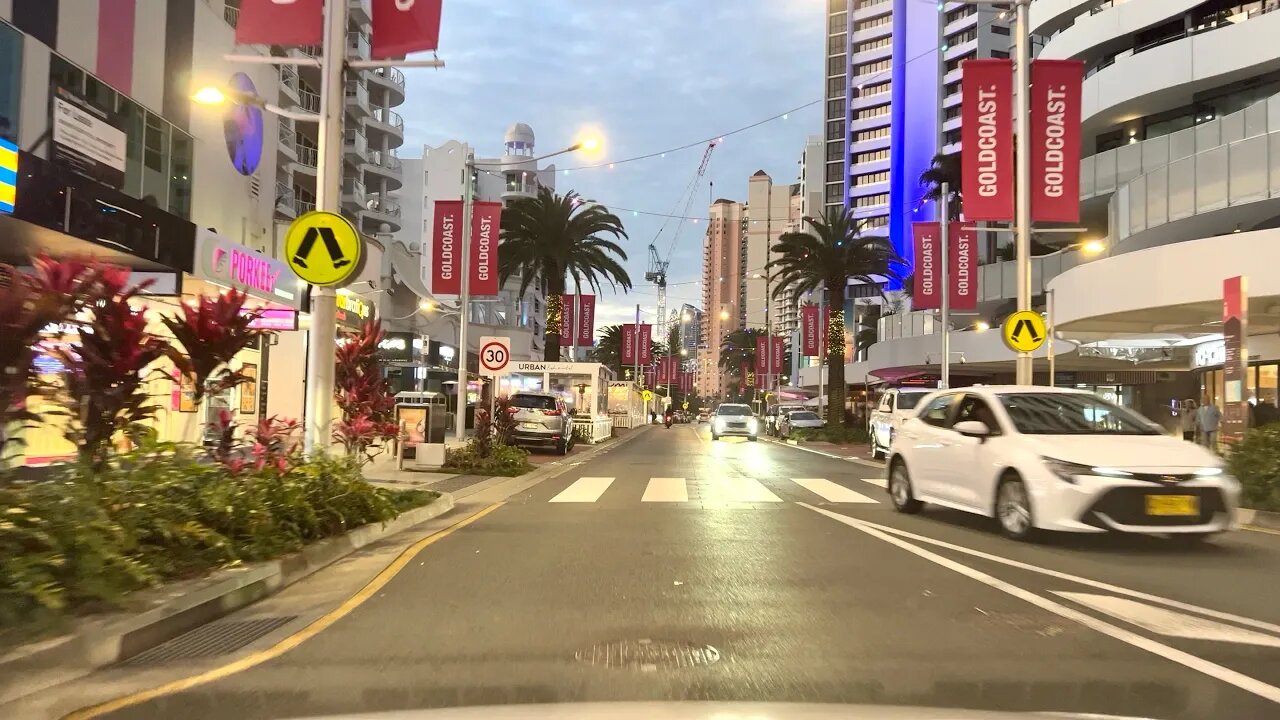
[478,336,511,376]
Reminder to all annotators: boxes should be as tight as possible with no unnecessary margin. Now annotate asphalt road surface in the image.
[40,425,1280,719]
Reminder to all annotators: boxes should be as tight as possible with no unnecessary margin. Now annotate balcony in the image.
[369,107,404,132]
[275,182,296,219]
[347,31,371,60]
[277,119,297,163]
[349,0,372,24]
[223,3,239,29]
[368,66,407,105]
[279,64,301,104]
[295,144,318,171]
[299,89,320,114]
[344,129,369,161]
[363,151,404,191]
[360,196,402,234]
[294,198,316,215]
[345,80,371,116]
[366,107,405,148]
[342,178,366,214]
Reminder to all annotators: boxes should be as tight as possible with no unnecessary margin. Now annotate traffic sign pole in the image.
[301,0,348,456]
[455,152,475,442]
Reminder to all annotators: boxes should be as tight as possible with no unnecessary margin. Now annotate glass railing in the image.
[369,151,402,171]
[279,64,300,97]
[372,66,406,89]
[299,89,320,113]
[347,31,371,59]
[294,198,316,215]
[365,197,402,217]
[278,121,296,152]
[275,182,294,208]
[344,131,368,156]
[343,180,366,204]
[296,145,318,168]
[345,81,370,111]
[371,108,404,131]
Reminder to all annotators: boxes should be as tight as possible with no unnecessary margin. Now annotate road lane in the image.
[65,425,1280,719]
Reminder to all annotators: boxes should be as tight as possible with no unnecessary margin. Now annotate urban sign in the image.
[378,332,415,363]
[50,88,127,189]
[478,335,511,377]
[284,211,362,287]
[1001,310,1047,353]
[195,230,303,310]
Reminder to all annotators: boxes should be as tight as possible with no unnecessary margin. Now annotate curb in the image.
[1239,507,1280,531]
[760,435,884,470]
[0,492,457,706]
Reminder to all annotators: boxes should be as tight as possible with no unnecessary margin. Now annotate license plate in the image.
[1146,495,1199,516]
[521,422,540,430]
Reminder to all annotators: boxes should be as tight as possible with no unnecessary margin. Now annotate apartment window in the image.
[947,28,977,46]
[826,119,845,141]
[827,76,846,98]
[862,80,891,97]
[863,216,888,229]
[827,99,845,121]
[828,0,845,12]
[828,12,847,33]
[0,23,20,143]
[853,103,890,121]
[855,14,892,32]
[854,193,889,208]
[828,54,847,76]
[944,105,962,121]
[944,128,962,146]
[854,58,891,77]
[825,183,843,203]
[991,24,1010,35]
[826,160,843,181]
[991,49,1010,59]
[828,33,847,55]
[854,148,889,164]
[945,57,963,74]
[853,126,890,143]
[944,80,960,97]
[826,141,843,161]
[945,6,975,24]
[854,36,891,54]
[853,170,889,187]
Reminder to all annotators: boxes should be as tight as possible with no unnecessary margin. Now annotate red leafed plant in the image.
[160,289,268,403]
[247,415,302,474]
[51,269,167,468]
[332,319,398,463]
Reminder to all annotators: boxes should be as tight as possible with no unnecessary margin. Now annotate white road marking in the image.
[549,477,615,503]
[861,477,888,489]
[792,478,878,503]
[643,477,688,503]
[1055,592,1280,648]
[724,477,782,502]
[821,513,1280,637]
[798,503,1280,705]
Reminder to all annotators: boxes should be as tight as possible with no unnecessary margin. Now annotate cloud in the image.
[400,0,822,332]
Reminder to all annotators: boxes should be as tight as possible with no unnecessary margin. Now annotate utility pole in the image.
[453,152,475,441]
[1013,0,1034,384]
[764,177,773,409]
[940,183,952,389]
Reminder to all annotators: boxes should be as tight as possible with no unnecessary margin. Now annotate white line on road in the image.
[792,478,878,504]
[1055,592,1280,648]
[724,477,782,502]
[643,477,688,502]
[861,477,888,489]
[798,503,1280,705]
[549,477,615,503]
[761,437,884,469]
[812,512,1280,637]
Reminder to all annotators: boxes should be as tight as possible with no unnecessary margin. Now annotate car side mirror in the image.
[953,420,992,438]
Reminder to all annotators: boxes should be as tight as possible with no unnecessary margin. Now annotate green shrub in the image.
[1,442,437,641]
[791,424,869,445]
[1226,426,1280,512]
[444,442,532,477]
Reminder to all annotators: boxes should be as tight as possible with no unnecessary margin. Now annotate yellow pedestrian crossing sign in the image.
[642,390,654,402]
[681,401,689,410]
[1002,310,1047,353]
[284,211,362,287]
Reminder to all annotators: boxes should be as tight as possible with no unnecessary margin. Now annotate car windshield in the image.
[716,405,753,416]
[789,412,819,421]
[896,392,928,410]
[511,394,557,410]
[998,392,1162,435]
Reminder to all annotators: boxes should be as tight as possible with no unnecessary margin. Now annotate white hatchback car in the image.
[885,386,1239,542]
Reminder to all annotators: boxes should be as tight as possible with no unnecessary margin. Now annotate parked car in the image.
[869,387,932,459]
[710,403,759,441]
[885,386,1239,542]
[779,410,825,438]
[766,404,806,436]
[697,409,711,423]
[509,392,574,454]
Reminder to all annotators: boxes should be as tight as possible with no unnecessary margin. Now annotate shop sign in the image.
[1193,340,1226,369]
[195,230,302,310]
[378,332,415,363]
[51,88,127,189]
[511,361,585,374]
[244,308,298,331]
[336,292,373,328]
[0,137,16,214]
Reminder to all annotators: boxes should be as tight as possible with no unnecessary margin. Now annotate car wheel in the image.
[996,474,1036,541]
[888,460,923,514]
[711,433,719,441]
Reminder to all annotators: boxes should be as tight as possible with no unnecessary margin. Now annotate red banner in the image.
[576,295,595,346]
[1031,59,1085,223]
[949,222,978,311]
[430,200,462,295]
[658,357,679,386]
[470,201,501,296]
[962,59,1014,221]
[913,222,941,310]
[620,323,636,366]
[755,335,769,375]
[681,372,693,393]
[644,365,655,388]
[800,305,820,356]
[559,294,575,347]
[638,324,653,365]
[371,0,443,59]
[235,0,323,46]
[772,336,785,378]
[739,363,749,393]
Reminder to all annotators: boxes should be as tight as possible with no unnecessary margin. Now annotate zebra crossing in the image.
[545,475,889,506]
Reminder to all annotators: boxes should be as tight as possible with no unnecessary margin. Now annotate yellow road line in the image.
[64,502,504,720]
[1245,524,1280,536]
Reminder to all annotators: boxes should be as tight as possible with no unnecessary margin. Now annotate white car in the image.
[885,386,1239,542]
[779,410,825,438]
[869,387,932,459]
[710,403,759,441]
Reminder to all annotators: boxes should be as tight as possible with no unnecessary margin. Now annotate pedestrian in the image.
[1180,399,1197,442]
[1196,398,1221,451]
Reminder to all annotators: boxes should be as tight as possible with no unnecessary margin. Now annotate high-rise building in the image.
[701,198,747,398]
[395,124,559,360]
[829,1,1010,286]
[745,171,793,344]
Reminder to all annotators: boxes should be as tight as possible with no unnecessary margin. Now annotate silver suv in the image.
[509,392,573,454]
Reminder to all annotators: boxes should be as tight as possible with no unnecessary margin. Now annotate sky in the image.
[400,0,823,331]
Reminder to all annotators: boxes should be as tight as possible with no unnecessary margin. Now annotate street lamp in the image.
[1046,240,1107,386]
[451,139,601,441]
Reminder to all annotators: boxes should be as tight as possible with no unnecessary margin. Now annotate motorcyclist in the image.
[663,407,674,428]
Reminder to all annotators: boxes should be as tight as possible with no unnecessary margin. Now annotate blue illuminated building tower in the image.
[824,1,1012,290]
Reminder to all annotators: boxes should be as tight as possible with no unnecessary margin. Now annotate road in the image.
[32,424,1280,719]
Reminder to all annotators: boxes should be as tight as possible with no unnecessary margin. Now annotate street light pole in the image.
[454,152,475,442]
[301,0,347,455]
[1014,0,1034,385]
[940,183,952,389]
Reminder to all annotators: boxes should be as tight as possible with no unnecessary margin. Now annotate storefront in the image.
[1195,337,1280,415]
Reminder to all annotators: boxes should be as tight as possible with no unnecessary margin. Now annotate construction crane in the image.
[647,140,718,342]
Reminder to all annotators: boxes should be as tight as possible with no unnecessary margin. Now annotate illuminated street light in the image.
[191,86,227,105]
[1080,239,1106,255]
[719,309,729,320]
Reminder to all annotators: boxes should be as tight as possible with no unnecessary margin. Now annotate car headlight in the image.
[1194,467,1224,476]
[747,418,759,433]
[713,417,725,430]
[1042,457,1136,484]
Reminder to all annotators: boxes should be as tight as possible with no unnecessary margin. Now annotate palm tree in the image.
[590,324,624,371]
[498,187,632,360]
[770,207,901,426]
[920,152,963,220]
